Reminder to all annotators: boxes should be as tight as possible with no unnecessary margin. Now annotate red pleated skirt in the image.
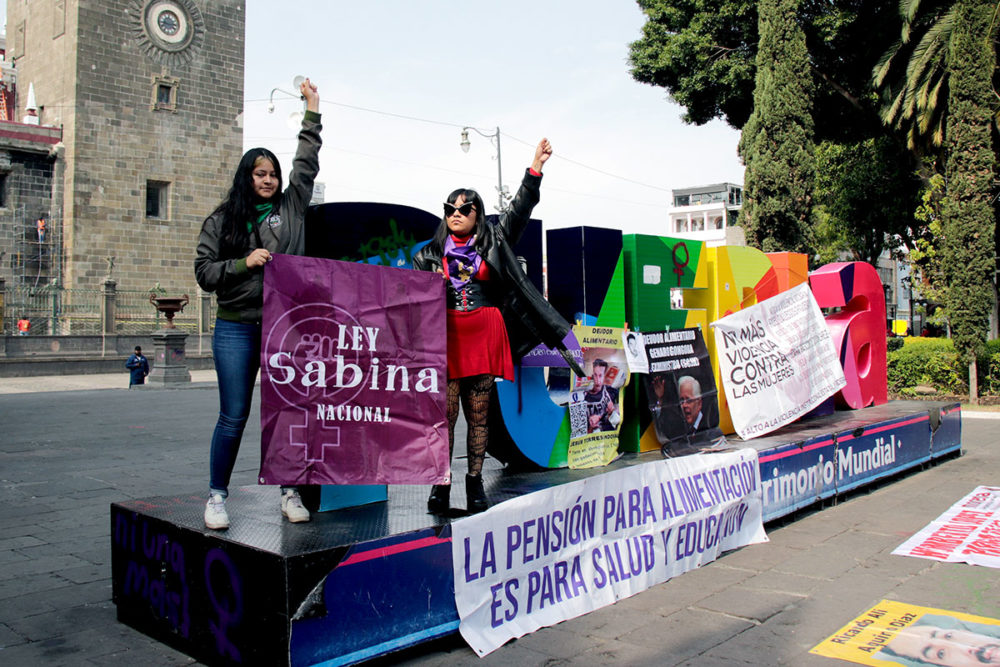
[447,306,514,381]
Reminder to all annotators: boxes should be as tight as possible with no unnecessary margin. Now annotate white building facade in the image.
[668,182,745,247]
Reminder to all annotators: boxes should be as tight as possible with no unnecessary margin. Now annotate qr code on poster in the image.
[568,392,588,438]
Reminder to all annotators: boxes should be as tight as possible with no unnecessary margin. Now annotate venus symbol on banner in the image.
[264,302,371,464]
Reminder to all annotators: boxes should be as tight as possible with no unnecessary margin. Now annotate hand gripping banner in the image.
[259,254,449,485]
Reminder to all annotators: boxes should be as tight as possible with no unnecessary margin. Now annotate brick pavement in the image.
[0,374,998,665]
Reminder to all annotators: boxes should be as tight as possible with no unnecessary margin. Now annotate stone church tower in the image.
[6,0,244,292]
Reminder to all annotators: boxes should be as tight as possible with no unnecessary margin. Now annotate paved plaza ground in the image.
[0,372,998,665]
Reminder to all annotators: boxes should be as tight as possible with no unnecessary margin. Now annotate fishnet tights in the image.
[447,374,494,476]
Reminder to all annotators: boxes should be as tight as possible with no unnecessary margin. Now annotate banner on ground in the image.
[712,282,846,439]
[567,325,628,469]
[811,599,1000,666]
[642,328,726,457]
[892,486,1000,568]
[258,254,450,485]
[452,448,767,656]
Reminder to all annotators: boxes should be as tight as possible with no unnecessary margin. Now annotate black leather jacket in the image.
[195,112,321,323]
[413,169,579,371]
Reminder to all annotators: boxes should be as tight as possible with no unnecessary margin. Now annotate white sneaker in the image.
[204,493,229,530]
[281,489,311,523]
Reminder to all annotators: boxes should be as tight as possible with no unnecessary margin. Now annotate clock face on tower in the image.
[157,10,180,36]
[132,0,204,65]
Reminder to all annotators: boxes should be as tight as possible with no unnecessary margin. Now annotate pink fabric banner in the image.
[259,254,449,485]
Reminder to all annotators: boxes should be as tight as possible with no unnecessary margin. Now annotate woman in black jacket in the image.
[413,138,576,514]
[194,78,321,530]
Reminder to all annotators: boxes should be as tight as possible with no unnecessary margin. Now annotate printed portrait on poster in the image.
[622,330,649,374]
[811,599,1000,667]
[642,328,726,457]
[567,325,628,468]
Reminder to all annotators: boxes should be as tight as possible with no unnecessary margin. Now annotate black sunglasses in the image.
[444,202,476,217]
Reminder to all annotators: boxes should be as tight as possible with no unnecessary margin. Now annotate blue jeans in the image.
[209,319,261,497]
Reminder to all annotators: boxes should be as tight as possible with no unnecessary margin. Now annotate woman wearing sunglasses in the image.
[413,138,579,514]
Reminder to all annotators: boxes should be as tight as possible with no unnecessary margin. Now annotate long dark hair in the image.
[206,147,283,257]
[430,188,488,253]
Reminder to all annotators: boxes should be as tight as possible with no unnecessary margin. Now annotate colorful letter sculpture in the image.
[301,205,890,470]
[490,227,626,468]
[809,262,888,408]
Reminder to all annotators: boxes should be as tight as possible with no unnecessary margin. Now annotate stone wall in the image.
[7,0,245,293]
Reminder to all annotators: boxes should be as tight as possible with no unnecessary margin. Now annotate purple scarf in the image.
[443,235,482,291]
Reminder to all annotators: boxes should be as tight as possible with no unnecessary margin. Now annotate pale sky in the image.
[242,0,744,235]
[0,0,744,235]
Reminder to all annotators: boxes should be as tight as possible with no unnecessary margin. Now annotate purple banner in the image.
[259,254,449,485]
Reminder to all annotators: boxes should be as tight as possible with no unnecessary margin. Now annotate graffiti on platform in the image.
[204,547,244,661]
[113,512,191,638]
[112,512,248,662]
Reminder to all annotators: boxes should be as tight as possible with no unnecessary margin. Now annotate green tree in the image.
[813,137,922,265]
[629,0,902,139]
[872,0,956,153]
[628,0,758,128]
[908,172,949,322]
[939,0,997,401]
[629,0,917,262]
[738,0,816,255]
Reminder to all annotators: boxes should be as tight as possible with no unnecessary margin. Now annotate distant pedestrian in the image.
[126,346,149,388]
[36,217,46,243]
[16,317,30,335]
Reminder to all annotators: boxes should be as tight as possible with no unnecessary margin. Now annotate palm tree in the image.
[872,0,958,152]
[874,0,1000,154]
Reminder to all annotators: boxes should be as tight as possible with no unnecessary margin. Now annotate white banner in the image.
[451,449,767,656]
[892,486,1000,568]
[712,282,846,440]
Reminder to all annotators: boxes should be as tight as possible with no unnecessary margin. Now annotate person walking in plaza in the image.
[125,346,149,388]
[194,77,321,530]
[413,138,579,515]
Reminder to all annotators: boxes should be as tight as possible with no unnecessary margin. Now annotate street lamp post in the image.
[268,76,307,127]
[460,126,510,212]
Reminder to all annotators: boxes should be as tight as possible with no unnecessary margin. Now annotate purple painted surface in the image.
[519,330,582,367]
[259,254,450,485]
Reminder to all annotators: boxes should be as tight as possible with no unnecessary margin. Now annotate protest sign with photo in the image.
[622,330,649,374]
[892,486,1000,568]
[811,599,1000,666]
[452,448,767,657]
[567,325,628,469]
[712,282,846,440]
[258,254,450,485]
[641,328,726,457]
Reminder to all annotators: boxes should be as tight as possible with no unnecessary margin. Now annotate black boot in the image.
[466,474,488,514]
[427,484,450,514]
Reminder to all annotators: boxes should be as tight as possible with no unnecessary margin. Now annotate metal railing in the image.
[1,282,214,336]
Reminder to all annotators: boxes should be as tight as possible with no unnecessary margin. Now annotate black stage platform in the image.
[111,400,961,666]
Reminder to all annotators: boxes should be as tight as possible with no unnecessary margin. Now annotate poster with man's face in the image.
[641,328,725,457]
[567,325,628,469]
[811,599,1000,667]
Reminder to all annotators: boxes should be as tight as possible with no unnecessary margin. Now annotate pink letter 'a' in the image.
[809,262,888,408]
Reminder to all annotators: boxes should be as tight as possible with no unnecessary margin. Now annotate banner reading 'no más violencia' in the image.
[258,254,450,486]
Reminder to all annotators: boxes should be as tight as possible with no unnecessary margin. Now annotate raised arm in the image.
[301,77,319,113]
[531,137,552,174]
[499,138,552,244]
[281,78,322,256]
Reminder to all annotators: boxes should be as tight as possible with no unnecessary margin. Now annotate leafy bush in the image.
[887,337,966,395]
[886,337,1000,395]
[980,339,1000,394]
